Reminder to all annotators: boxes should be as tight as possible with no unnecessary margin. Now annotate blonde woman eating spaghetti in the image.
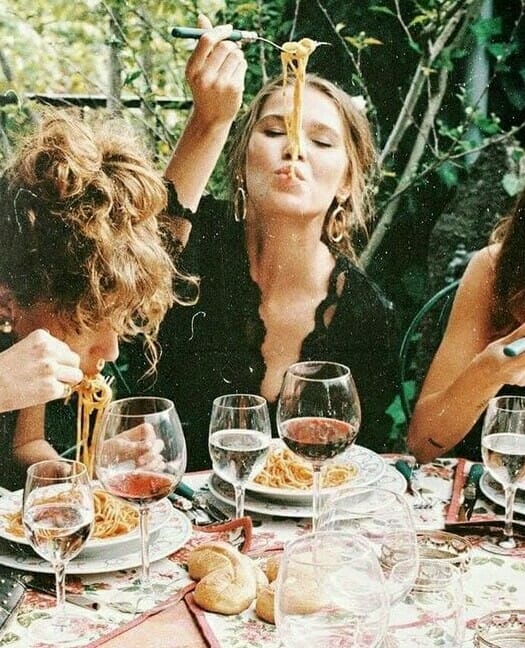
[136,16,398,471]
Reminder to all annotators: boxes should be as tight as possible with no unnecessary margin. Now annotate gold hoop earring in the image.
[327,203,347,244]
[233,177,247,222]
[0,319,12,334]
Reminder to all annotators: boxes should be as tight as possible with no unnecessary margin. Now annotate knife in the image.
[14,571,100,611]
[458,463,484,521]
[173,482,231,523]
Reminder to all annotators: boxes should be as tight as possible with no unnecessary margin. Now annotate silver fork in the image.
[410,468,435,510]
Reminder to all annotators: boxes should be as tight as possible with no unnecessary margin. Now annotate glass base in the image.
[381,633,401,648]
[479,534,523,555]
[28,613,98,646]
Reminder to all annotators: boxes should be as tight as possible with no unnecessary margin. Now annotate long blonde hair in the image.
[227,73,377,262]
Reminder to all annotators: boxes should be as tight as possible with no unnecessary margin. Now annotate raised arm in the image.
[165,14,247,211]
[408,246,525,463]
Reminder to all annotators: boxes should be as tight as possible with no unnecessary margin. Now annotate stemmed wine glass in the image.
[277,361,361,531]
[274,531,390,648]
[317,487,419,648]
[480,395,525,553]
[209,394,271,519]
[95,397,186,599]
[23,459,94,645]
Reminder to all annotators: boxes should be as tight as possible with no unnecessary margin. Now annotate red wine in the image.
[105,471,175,504]
[24,504,93,563]
[281,416,357,462]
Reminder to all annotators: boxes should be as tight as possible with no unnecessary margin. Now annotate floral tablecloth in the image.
[0,458,523,647]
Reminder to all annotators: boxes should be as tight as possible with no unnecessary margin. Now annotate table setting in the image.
[0,369,523,647]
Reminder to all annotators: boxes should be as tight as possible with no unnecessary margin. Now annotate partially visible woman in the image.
[146,17,398,470]
[408,188,525,464]
[0,110,179,488]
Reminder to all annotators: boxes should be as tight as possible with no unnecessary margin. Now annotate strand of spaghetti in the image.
[73,375,112,479]
[280,38,319,163]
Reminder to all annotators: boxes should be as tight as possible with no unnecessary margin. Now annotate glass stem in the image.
[234,484,246,519]
[54,561,66,617]
[139,504,151,587]
[502,485,517,549]
[311,465,322,533]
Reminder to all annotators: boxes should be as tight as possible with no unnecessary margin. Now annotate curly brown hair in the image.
[0,110,179,367]
[227,73,377,263]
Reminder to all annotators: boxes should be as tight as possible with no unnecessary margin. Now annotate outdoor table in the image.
[1,456,524,648]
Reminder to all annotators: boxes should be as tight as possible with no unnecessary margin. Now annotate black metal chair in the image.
[398,280,460,422]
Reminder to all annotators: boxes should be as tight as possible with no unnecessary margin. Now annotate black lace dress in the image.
[134,194,399,471]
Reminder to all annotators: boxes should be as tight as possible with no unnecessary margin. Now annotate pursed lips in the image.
[274,165,305,181]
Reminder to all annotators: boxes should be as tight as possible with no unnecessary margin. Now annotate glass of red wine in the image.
[23,459,94,645]
[277,361,361,532]
[94,397,186,600]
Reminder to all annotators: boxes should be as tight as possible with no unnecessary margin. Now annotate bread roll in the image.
[255,582,275,624]
[187,541,257,615]
[262,553,282,583]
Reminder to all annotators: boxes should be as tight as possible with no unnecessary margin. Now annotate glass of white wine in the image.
[23,459,94,645]
[481,395,525,553]
[209,394,271,519]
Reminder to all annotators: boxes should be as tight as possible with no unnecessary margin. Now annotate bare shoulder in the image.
[455,244,499,301]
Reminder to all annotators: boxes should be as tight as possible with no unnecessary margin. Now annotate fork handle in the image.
[171,26,258,42]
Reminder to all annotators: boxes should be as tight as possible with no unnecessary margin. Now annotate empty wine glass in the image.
[275,530,390,648]
[481,395,525,553]
[318,487,419,605]
[209,394,271,519]
[95,396,186,600]
[277,361,360,531]
[387,560,465,647]
[23,459,94,645]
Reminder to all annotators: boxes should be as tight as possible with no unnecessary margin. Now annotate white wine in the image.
[209,429,270,485]
[482,433,525,488]
[24,503,93,563]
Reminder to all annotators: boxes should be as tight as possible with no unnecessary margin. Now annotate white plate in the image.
[0,489,173,551]
[0,508,191,575]
[244,443,386,504]
[209,463,406,518]
[479,471,525,516]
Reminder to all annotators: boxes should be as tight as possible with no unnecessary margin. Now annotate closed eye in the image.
[312,139,333,148]
[264,129,286,137]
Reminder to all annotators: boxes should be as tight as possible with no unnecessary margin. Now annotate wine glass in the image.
[387,560,465,647]
[23,459,94,645]
[480,395,525,553]
[94,396,186,599]
[318,487,419,605]
[209,394,271,519]
[277,361,360,531]
[274,530,390,648]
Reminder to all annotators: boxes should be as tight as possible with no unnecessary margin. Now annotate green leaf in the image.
[124,70,142,86]
[437,161,459,188]
[502,172,525,197]
[471,17,503,45]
